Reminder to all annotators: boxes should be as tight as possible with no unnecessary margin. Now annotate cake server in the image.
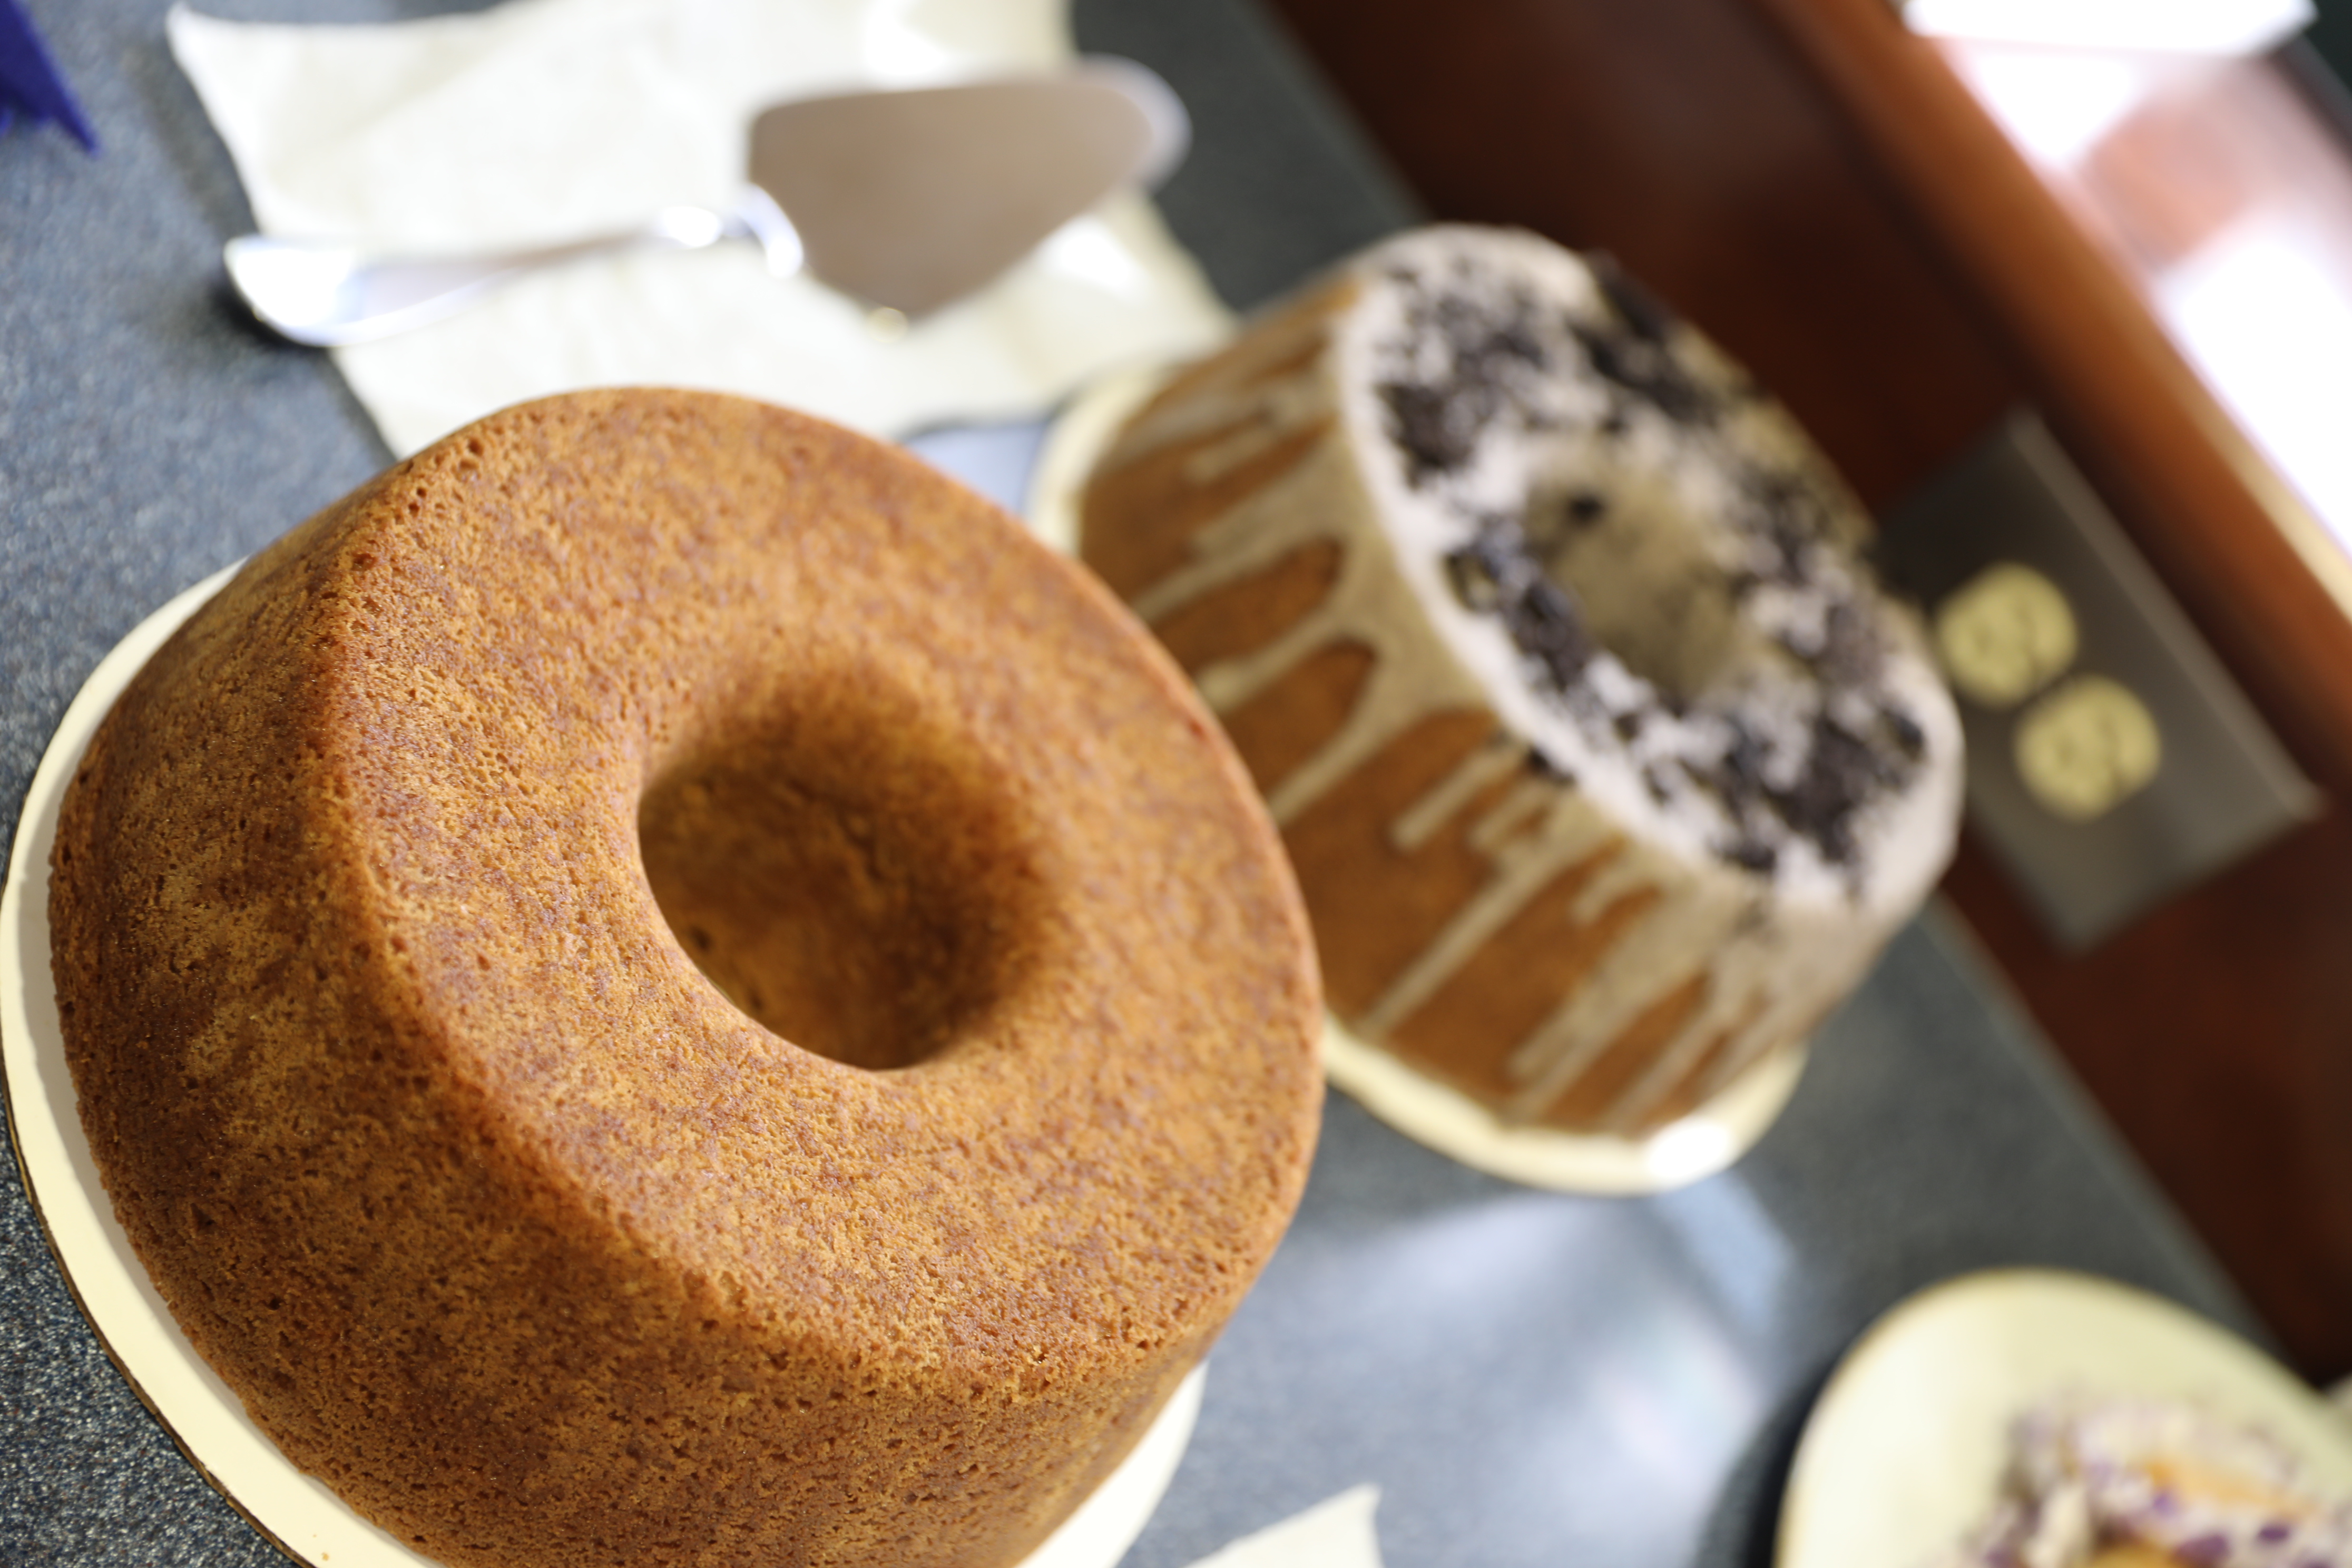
[222,58,1187,348]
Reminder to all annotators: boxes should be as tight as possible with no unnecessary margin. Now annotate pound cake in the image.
[1079,226,1961,1138]
[49,389,1323,1567]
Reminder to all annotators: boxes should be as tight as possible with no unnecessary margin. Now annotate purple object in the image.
[0,0,96,152]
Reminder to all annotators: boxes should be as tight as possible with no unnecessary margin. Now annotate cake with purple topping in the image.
[1947,1394,2352,1568]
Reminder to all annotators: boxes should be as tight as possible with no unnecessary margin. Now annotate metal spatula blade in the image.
[751,59,1184,318]
[223,59,1187,348]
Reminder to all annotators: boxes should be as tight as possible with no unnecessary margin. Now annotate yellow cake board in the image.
[0,563,1201,1568]
[1031,364,1806,1196]
[1778,1268,2352,1568]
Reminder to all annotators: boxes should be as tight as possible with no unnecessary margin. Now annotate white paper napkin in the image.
[1183,1486,1385,1568]
[169,0,1235,457]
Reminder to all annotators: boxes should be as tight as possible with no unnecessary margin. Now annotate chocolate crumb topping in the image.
[1692,706,1924,873]
[1572,323,1719,427]
[1561,259,1726,428]
[1377,284,1553,485]
[1527,747,1576,786]
[1367,236,1938,883]
[1587,252,1674,344]
[1443,517,1597,690]
[1383,381,1479,483]
[1801,599,1886,688]
[1880,704,1926,762]
[1771,715,1913,867]
[1739,466,1855,586]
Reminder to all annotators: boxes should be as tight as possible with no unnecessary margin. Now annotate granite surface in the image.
[0,1,2261,1565]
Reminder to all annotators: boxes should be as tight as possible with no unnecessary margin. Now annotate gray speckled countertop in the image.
[0,2,2261,1565]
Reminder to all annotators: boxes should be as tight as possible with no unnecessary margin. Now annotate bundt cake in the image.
[48,389,1323,1567]
[1079,225,1961,1142]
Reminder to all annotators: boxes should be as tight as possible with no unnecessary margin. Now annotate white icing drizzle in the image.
[1566,841,1657,926]
[1086,228,1959,1133]
[1503,871,1733,1110]
[1355,791,1621,1041]
[1101,288,1338,474]
[1465,777,1557,858]
[1121,375,1493,833]
[1179,379,1329,488]
[1390,730,1522,854]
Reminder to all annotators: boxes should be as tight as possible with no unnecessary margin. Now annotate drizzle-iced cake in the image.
[1079,226,1960,1138]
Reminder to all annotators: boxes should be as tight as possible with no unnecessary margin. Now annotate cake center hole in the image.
[638,723,1035,1072]
[1525,472,1750,705]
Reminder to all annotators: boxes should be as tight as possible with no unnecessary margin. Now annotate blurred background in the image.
[1224,0,2352,1379]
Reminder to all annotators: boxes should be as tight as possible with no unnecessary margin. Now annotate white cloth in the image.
[169,0,1234,457]
[1183,1486,1385,1568]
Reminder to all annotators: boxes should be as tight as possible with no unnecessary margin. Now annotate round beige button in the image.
[1934,562,2078,710]
[2014,674,2162,822]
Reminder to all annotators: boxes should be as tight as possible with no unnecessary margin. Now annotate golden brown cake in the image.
[1080,226,1961,1140]
[50,389,1322,1568]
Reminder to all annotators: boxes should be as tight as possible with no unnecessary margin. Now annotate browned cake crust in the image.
[49,389,1323,1568]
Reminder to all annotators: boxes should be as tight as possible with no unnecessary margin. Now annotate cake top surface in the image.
[1332,227,1959,909]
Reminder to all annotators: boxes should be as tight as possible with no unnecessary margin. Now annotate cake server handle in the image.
[223,187,805,349]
